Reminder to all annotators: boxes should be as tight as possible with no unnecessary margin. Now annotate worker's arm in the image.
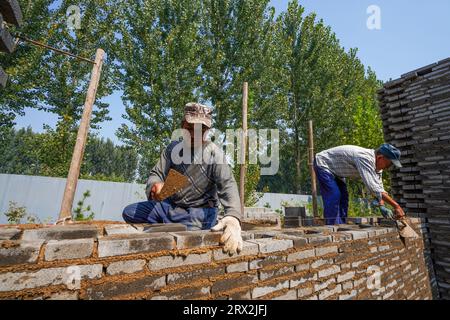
[145,142,174,200]
[355,158,406,219]
[355,158,386,200]
[380,192,406,219]
[211,160,243,255]
[213,162,242,222]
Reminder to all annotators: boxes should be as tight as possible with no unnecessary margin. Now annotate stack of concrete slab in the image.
[378,57,450,299]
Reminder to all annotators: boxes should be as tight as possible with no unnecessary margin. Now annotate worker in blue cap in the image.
[314,144,405,225]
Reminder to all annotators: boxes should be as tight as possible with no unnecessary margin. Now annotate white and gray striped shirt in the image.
[315,145,385,199]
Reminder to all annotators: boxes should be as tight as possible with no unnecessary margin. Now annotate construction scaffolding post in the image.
[308,120,319,218]
[58,48,105,222]
[239,82,248,216]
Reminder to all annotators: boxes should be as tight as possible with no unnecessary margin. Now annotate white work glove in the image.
[211,216,243,255]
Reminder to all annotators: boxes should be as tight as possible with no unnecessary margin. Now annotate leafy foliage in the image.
[1,0,386,206]
[0,127,138,182]
[3,201,40,224]
[73,190,95,221]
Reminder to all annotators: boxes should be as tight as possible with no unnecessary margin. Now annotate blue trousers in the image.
[314,161,348,225]
[122,200,218,231]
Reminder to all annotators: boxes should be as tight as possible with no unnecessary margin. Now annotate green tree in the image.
[198,0,275,130]
[1,1,120,177]
[83,136,138,182]
[259,0,383,196]
[0,127,138,182]
[115,0,203,181]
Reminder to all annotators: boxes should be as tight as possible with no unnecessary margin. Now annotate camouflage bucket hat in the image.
[184,102,212,128]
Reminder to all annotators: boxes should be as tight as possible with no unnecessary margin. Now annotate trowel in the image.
[154,169,190,201]
[371,200,419,239]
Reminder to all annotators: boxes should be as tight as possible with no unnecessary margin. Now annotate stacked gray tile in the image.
[377,57,450,299]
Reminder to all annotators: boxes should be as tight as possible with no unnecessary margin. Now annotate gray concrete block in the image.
[104,224,140,235]
[170,230,221,249]
[213,241,258,261]
[248,238,293,253]
[0,0,23,26]
[240,231,255,241]
[0,264,102,292]
[340,230,369,240]
[0,66,7,87]
[0,228,21,240]
[0,240,44,266]
[314,277,336,292]
[304,234,332,244]
[22,225,100,241]
[48,291,79,300]
[228,290,252,300]
[318,265,341,278]
[98,233,175,257]
[275,234,308,248]
[133,223,187,233]
[167,266,224,284]
[226,261,248,273]
[339,289,357,300]
[106,259,147,275]
[249,259,264,270]
[287,249,314,262]
[315,245,338,257]
[297,286,313,298]
[252,280,290,299]
[290,273,318,288]
[272,289,297,300]
[44,238,94,261]
[148,252,211,271]
[318,284,342,299]
[337,271,355,283]
[259,266,294,281]
[86,275,166,300]
[0,19,15,53]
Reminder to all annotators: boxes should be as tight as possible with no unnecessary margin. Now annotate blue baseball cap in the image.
[378,144,402,168]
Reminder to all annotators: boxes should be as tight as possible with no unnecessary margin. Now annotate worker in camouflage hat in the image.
[122,102,243,255]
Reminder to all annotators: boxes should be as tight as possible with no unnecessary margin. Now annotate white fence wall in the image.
[0,174,315,224]
[0,174,147,224]
[255,193,314,212]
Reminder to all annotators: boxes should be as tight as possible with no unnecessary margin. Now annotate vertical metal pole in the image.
[308,120,318,218]
[240,82,248,216]
[58,49,105,222]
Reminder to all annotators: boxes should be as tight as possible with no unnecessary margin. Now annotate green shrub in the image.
[73,190,95,221]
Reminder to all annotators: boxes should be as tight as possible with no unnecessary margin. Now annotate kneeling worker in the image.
[122,103,243,255]
[314,144,406,225]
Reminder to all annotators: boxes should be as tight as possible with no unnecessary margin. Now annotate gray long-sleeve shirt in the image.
[146,141,242,221]
[315,145,386,199]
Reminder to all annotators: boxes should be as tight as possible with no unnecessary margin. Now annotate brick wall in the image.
[0,219,433,300]
[378,57,450,299]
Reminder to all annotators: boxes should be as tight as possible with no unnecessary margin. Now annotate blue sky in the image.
[15,0,450,145]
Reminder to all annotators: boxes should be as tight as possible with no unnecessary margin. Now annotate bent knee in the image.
[122,204,135,222]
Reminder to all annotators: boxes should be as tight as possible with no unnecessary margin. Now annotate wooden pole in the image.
[308,120,319,218]
[58,49,105,222]
[239,82,248,216]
